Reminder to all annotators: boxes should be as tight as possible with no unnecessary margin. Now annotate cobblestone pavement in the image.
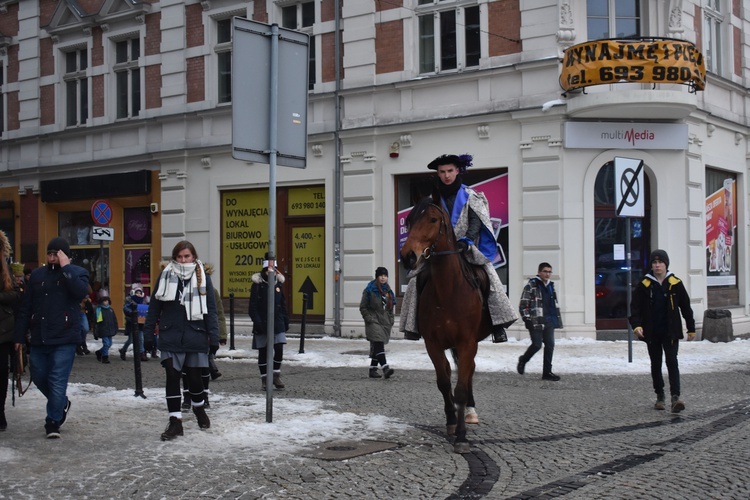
[1,334,749,499]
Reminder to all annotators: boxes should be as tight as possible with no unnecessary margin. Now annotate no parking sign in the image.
[91,200,113,226]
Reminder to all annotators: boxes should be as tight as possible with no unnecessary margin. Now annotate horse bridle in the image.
[420,204,462,261]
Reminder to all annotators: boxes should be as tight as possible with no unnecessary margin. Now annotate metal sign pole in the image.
[264,24,280,423]
[626,219,632,363]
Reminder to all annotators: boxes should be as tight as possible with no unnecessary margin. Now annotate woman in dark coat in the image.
[248,263,289,391]
[144,241,219,441]
[359,267,396,379]
[0,230,22,430]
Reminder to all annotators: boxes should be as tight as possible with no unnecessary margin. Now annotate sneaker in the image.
[193,405,211,429]
[369,367,382,379]
[517,356,526,375]
[383,366,395,379]
[160,417,184,441]
[119,348,126,361]
[671,395,685,413]
[46,428,61,439]
[542,372,561,381]
[59,399,72,428]
[654,394,666,410]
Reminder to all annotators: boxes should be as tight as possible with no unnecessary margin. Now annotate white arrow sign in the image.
[91,226,115,241]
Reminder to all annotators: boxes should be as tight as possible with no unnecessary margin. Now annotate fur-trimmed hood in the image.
[0,229,10,258]
[251,271,285,284]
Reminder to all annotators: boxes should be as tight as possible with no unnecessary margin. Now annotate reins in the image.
[13,344,32,401]
[418,204,480,289]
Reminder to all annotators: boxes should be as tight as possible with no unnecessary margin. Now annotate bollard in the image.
[229,292,236,350]
[131,304,145,398]
[299,293,307,354]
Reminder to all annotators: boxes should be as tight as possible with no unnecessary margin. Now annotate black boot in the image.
[261,376,267,391]
[95,349,102,362]
[382,365,395,379]
[119,348,126,361]
[160,417,183,441]
[369,367,381,378]
[181,392,191,411]
[403,331,421,341]
[193,405,211,429]
[491,325,508,343]
[102,356,110,364]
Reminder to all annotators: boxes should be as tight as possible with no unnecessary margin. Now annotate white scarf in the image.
[154,260,208,321]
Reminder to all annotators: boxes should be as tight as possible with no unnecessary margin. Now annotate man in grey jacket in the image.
[15,237,90,438]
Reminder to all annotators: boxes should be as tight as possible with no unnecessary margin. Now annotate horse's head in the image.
[400,195,455,271]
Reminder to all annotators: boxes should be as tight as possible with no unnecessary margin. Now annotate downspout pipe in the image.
[332,0,342,336]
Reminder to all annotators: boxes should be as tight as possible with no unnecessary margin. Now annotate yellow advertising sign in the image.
[221,190,269,297]
[288,186,325,216]
[291,226,325,315]
[560,39,706,92]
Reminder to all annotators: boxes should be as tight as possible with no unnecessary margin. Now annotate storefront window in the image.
[59,210,109,286]
[59,210,96,245]
[123,207,152,244]
[706,168,738,307]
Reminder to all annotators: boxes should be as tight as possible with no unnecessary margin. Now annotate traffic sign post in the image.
[232,18,309,423]
[615,157,644,363]
[91,201,113,290]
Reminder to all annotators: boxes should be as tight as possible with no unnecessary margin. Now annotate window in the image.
[59,210,109,286]
[703,0,724,74]
[281,2,315,90]
[216,18,232,103]
[587,0,641,39]
[64,48,88,126]
[114,38,141,119]
[417,2,480,74]
[706,168,738,306]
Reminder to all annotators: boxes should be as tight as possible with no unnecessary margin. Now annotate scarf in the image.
[154,260,208,321]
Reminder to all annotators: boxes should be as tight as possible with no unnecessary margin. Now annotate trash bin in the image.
[701,309,733,343]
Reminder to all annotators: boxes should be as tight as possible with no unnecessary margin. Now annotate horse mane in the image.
[405,196,435,230]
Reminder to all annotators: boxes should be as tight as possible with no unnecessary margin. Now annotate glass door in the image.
[594,162,650,330]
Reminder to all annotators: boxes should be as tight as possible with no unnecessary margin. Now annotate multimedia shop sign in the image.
[564,122,688,150]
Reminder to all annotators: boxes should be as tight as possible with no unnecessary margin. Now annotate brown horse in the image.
[400,194,491,453]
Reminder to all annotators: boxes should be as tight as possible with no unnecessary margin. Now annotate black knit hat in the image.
[47,236,71,256]
[649,249,670,268]
[375,267,388,278]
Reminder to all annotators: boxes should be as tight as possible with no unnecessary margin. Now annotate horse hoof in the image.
[465,407,479,424]
[446,424,457,436]
[454,441,471,454]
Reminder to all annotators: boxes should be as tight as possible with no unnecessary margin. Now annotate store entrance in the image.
[594,161,651,330]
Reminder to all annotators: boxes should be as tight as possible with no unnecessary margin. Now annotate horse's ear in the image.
[430,183,441,206]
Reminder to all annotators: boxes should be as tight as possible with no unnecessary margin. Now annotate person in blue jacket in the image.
[144,241,220,441]
[14,237,89,438]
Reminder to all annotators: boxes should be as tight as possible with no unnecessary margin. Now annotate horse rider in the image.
[401,153,518,343]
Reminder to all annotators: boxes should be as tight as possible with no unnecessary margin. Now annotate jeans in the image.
[647,336,680,397]
[521,323,556,375]
[101,336,113,357]
[29,343,77,425]
[122,325,145,353]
